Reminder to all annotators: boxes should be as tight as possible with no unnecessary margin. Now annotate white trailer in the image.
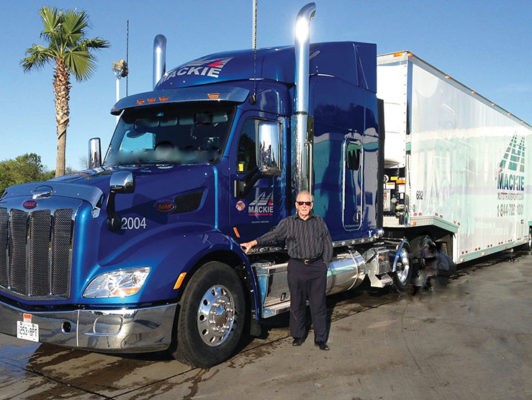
[377,51,532,264]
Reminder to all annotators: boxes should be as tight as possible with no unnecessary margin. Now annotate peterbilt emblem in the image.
[31,185,53,199]
[23,200,37,209]
[155,200,176,213]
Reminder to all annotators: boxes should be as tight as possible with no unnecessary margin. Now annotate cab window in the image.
[237,119,258,173]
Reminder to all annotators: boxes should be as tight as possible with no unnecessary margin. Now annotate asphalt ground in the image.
[0,250,531,400]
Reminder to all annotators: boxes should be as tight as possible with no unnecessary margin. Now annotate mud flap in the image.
[410,235,457,288]
[436,252,456,277]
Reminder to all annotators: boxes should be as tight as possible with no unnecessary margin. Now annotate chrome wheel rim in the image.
[197,284,235,347]
[395,249,411,286]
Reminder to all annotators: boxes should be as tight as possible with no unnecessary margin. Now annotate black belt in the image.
[292,256,322,265]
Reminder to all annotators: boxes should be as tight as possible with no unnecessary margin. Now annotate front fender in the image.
[84,225,260,312]
[175,231,262,322]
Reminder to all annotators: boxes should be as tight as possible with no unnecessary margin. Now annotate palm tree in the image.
[21,6,109,177]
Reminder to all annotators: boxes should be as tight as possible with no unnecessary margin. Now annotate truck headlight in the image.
[83,267,150,298]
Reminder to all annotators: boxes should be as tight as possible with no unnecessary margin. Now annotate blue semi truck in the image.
[2,3,528,368]
[0,3,407,367]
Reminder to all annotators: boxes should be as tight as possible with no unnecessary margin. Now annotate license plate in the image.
[17,320,39,342]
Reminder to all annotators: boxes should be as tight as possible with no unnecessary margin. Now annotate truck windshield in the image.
[104,104,234,166]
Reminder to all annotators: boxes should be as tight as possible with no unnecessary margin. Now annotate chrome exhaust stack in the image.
[153,34,167,88]
[293,2,316,193]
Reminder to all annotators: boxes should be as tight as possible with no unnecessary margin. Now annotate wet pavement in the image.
[0,250,531,400]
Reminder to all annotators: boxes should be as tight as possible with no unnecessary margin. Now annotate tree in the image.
[0,154,54,194]
[21,7,109,177]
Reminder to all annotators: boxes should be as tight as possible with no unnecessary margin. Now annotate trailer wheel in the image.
[392,247,412,291]
[172,261,246,368]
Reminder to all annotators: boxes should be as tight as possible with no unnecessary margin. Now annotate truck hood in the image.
[0,163,220,305]
[0,164,215,213]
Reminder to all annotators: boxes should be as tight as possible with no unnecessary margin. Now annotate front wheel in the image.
[172,261,246,368]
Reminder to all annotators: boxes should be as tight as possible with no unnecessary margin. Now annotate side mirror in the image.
[110,171,135,193]
[257,120,282,176]
[88,138,102,169]
[107,171,135,231]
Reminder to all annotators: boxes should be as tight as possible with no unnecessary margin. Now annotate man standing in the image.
[241,190,333,350]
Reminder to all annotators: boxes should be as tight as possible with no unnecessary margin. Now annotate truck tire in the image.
[172,261,246,368]
[392,247,412,291]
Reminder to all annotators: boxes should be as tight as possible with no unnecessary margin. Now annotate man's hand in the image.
[240,240,257,254]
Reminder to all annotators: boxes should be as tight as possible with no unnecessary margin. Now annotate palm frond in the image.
[39,7,61,41]
[61,10,89,46]
[64,50,93,80]
[82,37,110,50]
[21,44,55,71]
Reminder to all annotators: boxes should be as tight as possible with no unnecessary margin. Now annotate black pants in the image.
[287,259,328,342]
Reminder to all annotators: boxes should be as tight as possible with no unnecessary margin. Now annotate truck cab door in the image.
[343,139,364,230]
[230,116,283,241]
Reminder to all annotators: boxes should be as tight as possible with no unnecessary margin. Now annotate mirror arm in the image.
[106,191,121,232]
[234,167,261,198]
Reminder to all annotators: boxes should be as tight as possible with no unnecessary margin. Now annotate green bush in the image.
[0,153,55,195]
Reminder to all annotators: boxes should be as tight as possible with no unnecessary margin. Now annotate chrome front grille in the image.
[0,207,73,298]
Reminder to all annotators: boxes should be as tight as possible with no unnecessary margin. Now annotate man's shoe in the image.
[292,337,304,346]
[315,341,329,351]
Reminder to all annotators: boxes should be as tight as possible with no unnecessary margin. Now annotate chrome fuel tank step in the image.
[253,250,367,318]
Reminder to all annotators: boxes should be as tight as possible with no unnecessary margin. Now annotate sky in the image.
[1,0,531,172]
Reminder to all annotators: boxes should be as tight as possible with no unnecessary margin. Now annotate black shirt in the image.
[255,214,333,263]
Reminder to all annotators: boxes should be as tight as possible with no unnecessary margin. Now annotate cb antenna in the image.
[251,0,258,103]
[126,19,129,96]
[252,0,257,49]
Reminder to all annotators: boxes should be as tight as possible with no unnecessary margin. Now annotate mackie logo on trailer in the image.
[497,135,525,192]
[496,134,526,218]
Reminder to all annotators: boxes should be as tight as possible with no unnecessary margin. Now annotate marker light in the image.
[173,272,187,290]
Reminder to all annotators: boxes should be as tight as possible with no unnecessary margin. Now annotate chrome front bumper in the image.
[0,300,177,353]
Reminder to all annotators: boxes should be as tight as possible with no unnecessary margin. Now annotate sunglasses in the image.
[296,201,312,206]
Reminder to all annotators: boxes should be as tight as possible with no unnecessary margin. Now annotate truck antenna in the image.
[126,19,129,96]
[251,0,258,104]
[252,0,257,50]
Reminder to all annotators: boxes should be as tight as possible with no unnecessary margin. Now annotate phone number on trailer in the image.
[497,203,524,217]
